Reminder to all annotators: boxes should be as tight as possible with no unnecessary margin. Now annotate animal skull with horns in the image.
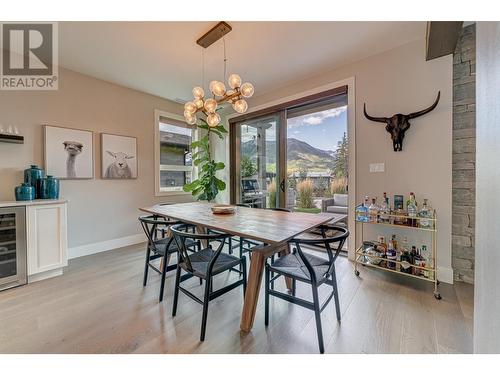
[363,92,440,151]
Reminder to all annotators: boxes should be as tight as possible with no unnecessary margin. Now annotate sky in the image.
[287,105,347,151]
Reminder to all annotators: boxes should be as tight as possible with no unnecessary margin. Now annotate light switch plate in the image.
[369,163,385,173]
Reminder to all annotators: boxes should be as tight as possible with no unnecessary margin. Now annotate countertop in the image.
[0,199,68,208]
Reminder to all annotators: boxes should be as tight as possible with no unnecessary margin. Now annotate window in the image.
[155,111,196,195]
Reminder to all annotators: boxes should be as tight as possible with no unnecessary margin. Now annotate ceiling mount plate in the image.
[196,21,232,49]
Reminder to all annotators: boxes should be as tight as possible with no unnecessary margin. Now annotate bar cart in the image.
[354,211,441,300]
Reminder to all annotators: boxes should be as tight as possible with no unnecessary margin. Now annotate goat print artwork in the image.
[101,134,138,179]
[44,126,94,179]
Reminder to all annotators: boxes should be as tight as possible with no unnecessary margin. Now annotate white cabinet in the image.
[26,202,68,279]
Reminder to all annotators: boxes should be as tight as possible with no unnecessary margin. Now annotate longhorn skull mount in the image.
[363,91,440,151]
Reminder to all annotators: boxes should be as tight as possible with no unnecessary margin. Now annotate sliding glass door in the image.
[231,113,284,208]
[230,86,348,215]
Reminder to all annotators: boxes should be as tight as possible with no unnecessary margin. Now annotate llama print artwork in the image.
[44,126,94,179]
[101,133,137,179]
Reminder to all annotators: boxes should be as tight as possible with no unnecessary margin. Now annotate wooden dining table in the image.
[139,202,336,332]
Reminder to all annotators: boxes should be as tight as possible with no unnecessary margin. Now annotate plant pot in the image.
[15,183,35,201]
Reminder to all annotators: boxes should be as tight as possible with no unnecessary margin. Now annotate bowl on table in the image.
[211,204,236,214]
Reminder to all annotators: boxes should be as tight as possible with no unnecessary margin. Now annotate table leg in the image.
[240,243,281,332]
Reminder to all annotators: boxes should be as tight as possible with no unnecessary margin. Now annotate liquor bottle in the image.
[421,245,432,278]
[413,247,425,276]
[379,192,390,223]
[356,196,370,222]
[386,238,397,270]
[368,197,379,222]
[419,199,433,229]
[407,192,418,227]
[399,237,412,273]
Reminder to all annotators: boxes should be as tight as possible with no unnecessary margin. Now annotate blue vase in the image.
[40,175,60,199]
[24,165,45,198]
[15,183,35,201]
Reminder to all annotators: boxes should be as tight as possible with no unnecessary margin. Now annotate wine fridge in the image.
[0,207,27,291]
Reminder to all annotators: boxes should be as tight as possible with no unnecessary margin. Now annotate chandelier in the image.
[183,22,254,127]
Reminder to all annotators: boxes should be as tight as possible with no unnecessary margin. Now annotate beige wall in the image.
[0,67,192,252]
[219,39,454,282]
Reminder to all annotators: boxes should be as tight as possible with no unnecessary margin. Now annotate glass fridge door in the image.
[0,206,27,291]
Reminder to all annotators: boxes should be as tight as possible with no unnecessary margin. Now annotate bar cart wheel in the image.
[355,270,360,277]
[434,292,442,300]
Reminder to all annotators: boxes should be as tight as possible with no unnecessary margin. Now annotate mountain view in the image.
[241,137,335,173]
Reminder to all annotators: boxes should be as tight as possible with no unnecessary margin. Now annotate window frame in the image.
[154,110,198,197]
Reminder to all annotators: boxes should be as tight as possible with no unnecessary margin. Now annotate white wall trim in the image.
[437,266,454,285]
[68,233,146,259]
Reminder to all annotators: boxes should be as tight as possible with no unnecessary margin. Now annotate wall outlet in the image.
[369,163,385,173]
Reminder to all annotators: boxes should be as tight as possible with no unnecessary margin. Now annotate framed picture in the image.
[44,125,94,179]
[101,133,138,179]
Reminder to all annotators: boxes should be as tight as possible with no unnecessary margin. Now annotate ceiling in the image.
[59,22,426,103]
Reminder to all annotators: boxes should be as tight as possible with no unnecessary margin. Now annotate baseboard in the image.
[437,266,454,284]
[68,233,146,259]
[28,268,63,283]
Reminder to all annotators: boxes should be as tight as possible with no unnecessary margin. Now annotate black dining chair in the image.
[170,223,247,341]
[264,225,349,353]
[139,215,198,302]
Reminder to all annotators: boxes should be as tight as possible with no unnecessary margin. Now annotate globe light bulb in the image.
[207,113,220,127]
[184,112,197,125]
[194,98,204,108]
[228,74,242,89]
[233,99,248,114]
[240,82,254,98]
[210,80,226,96]
[204,98,218,113]
[184,101,197,113]
[192,86,204,99]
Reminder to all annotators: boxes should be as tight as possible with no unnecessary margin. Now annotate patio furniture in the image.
[264,225,349,353]
[321,193,348,215]
[139,202,336,332]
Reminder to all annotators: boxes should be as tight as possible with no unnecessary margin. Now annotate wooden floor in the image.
[0,244,473,354]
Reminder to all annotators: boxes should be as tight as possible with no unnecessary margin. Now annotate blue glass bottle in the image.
[15,183,35,201]
[24,165,45,198]
[40,175,60,199]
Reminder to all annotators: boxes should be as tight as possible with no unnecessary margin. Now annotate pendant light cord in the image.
[201,47,205,91]
[223,34,227,81]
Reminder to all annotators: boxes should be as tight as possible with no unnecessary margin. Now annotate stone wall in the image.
[452,24,476,283]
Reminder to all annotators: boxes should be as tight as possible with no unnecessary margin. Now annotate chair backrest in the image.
[289,225,349,283]
[170,223,231,273]
[267,207,292,213]
[138,215,181,252]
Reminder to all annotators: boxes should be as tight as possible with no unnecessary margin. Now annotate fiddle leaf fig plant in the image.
[183,118,227,201]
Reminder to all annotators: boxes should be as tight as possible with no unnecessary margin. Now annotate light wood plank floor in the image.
[0,244,473,354]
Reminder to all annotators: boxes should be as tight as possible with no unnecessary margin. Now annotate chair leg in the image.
[159,252,170,302]
[291,278,296,297]
[200,277,212,341]
[228,237,233,254]
[311,284,325,354]
[242,256,247,297]
[143,246,151,286]
[264,264,270,326]
[239,238,244,272]
[172,266,181,317]
[331,264,341,322]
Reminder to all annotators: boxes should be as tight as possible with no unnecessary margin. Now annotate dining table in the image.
[139,202,337,332]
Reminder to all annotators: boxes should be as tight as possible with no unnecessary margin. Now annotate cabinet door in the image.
[27,203,68,275]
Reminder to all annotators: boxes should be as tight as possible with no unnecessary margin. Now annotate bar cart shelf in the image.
[354,211,441,300]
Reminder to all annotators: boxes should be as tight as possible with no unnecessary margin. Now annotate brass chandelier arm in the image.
[192,89,242,115]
